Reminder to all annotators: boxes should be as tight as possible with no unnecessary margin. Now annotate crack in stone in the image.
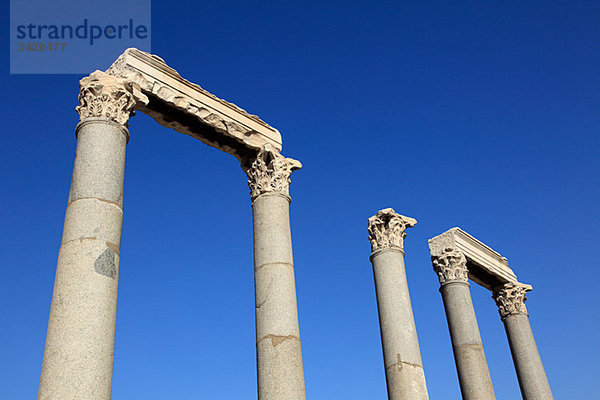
[255,262,294,271]
[455,343,484,350]
[62,237,98,246]
[256,277,274,309]
[257,334,300,347]
[67,197,123,209]
[386,354,424,372]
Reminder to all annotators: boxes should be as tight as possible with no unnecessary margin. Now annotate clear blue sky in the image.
[1,1,599,398]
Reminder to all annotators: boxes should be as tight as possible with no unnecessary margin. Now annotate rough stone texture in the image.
[372,250,429,400]
[440,283,496,400]
[492,282,532,320]
[431,248,496,400]
[38,74,133,399]
[431,247,469,285]
[368,208,417,253]
[368,210,427,399]
[248,152,305,400]
[39,239,120,400]
[106,48,282,165]
[76,71,142,126]
[493,284,553,399]
[246,144,301,201]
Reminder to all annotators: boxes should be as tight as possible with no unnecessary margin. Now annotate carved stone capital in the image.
[431,247,469,285]
[76,70,139,126]
[367,208,416,252]
[245,144,302,201]
[492,283,532,319]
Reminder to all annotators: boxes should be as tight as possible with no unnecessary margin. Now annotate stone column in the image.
[368,209,428,400]
[245,145,306,400]
[39,71,143,399]
[431,248,495,400]
[492,283,553,400]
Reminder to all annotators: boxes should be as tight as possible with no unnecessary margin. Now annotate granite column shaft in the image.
[368,209,428,399]
[431,248,495,400]
[246,145,306,400]
[493,284,553,400]
[38,72,137,400]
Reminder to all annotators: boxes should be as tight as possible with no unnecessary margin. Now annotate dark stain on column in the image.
[94,248,116,279]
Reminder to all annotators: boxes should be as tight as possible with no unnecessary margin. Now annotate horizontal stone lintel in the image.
[106,48,282,163]
[429,227,518,290]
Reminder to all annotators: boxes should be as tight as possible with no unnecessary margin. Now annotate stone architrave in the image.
[430,227,554,399]
[368,209,428,400]
[492,283,553,400]
[429,247,496,400]
[39,71,145,399]
[428,227,517,289]
[246,144,306,400]
[106,48,281,166]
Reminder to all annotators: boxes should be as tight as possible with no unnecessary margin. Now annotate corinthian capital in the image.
[76,70,137,126]
[245,144,302,201]
[367,208,416,252]
[431,247,469,285]
[492,283,532,319]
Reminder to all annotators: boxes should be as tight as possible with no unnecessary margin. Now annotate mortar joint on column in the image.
[255,261,294,271]
[67,196,124,210]
[369,247,405,261]
[257,334,301,347]
[76,118,131,142]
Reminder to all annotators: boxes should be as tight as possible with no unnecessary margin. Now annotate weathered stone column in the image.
[492,283,553,400]
[431,248,495,400]
[39,71,143,399]
[368,209,428,400]
[245,145,306,400]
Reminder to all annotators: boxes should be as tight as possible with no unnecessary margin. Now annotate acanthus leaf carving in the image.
[367,208,416,252]
[492,283,532,319]
[431,247,469,285]
[76,70,137,126]
[245,144,302,201]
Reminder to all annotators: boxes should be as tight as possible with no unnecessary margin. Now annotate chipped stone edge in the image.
[105,48,282,161]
